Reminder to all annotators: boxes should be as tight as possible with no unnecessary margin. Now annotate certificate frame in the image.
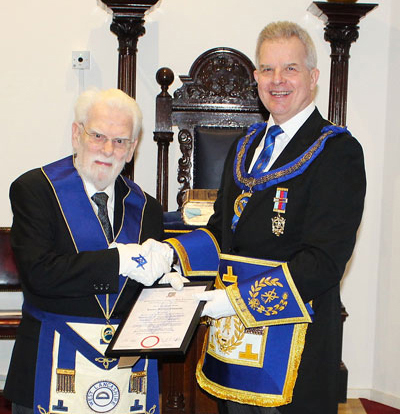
[105,281,213,357]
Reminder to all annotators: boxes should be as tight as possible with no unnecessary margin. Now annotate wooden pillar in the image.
[308,2,378,126]
[309,2,378,402]
[101,0,160,180]
[154,67,174,210]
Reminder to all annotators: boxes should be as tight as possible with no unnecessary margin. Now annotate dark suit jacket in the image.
[207,109,366,414]
[4,166,164,408]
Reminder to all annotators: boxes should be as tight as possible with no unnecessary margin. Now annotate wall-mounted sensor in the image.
[72,51,90,70]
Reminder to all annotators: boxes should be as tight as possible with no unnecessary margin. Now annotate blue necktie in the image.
[231,125,283,231]
[91,192,113,243]
[251,125,283,175]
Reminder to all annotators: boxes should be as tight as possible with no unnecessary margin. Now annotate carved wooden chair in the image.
[153,47,269,217]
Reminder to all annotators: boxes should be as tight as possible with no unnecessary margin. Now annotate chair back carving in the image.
[154,47,269,210]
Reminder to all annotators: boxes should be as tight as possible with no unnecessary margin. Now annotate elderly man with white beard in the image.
[4,88,182,414]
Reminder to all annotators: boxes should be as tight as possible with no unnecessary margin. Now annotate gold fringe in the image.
[195,323,309,407]
[129,371,147,394]
[56,369,75,393]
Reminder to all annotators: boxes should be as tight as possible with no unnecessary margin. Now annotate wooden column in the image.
[101,0,160,179]
[154,67,174,210]
[309,2,378,403]
[308,2,377,126]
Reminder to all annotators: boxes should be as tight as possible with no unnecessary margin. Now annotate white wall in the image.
[371,0,400,408]
[1,0,398,408]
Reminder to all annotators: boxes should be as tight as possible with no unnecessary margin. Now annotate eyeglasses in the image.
[80,124,132,151]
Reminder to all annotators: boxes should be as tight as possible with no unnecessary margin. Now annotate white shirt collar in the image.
[270,102,315,138]
[84,179,115,204]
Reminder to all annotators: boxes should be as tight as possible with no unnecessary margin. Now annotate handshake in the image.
[115,239,235,318]
[114,239,187,290]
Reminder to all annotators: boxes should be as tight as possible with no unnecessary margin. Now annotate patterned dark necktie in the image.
[91,192,113,243]
[251,125,283,174]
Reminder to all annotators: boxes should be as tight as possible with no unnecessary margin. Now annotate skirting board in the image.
[347,388,400,410]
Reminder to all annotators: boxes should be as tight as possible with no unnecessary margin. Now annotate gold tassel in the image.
[129,371,147,394]
[56,369,76,393]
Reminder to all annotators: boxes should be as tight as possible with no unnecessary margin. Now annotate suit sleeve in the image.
[287,135,366,303]
[10,171,120,299]
[140,192,165,243]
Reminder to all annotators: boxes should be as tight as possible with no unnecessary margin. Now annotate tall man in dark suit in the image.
[4,88,179,414]
[166,21,366,414]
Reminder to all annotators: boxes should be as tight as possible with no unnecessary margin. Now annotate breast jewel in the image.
[96,293,120,344]
[232,122,350,230]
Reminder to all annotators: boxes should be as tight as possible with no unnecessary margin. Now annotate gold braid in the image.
[235,129,333,191]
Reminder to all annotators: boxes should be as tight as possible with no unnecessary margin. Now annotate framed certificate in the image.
[105,281,213,357]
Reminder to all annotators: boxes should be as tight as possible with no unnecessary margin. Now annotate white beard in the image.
[74,154,125,191]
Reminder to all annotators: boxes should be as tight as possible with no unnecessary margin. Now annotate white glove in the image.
[158,271,189,291]
[194,289,236,319]
[116,239,173,286]
[142,239,174,264]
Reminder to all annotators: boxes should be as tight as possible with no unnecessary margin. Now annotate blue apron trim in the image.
[58,334,76,372]
[144,358,159,414]
[33,313,56,414]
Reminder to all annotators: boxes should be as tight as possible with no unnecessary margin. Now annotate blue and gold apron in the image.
[165,228,312,406]
[198,254,313,407]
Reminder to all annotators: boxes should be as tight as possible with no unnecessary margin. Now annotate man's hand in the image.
[116,239,174,286]
[194,289,236,319]
[158,271,189,291]
[142,239,174,264]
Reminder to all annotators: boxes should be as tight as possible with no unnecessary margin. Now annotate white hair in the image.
[74,88,142,141]
[255,21,318,70]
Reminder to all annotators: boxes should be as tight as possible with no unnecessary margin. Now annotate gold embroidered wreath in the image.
[214,316,245,354]
[248,276,288,316]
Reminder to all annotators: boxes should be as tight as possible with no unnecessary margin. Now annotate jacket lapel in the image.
[245,124,267,171]
[271,108,327,170]
[113,176,129,236]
